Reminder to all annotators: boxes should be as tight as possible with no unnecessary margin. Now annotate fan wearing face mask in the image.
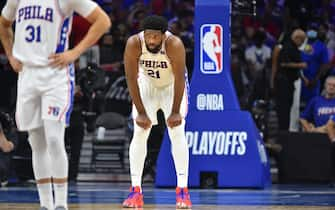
[300,22,330,105]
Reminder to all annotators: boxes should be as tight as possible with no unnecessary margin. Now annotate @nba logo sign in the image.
[200,24,223,74]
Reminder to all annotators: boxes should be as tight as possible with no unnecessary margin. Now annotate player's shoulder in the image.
[124,34,141,57]
[166,33,182,44]
[165,33,184,50]
[126,34,141,48]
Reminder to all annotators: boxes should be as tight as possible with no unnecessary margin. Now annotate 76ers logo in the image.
[200,24,223,74]
[48,106,60,117]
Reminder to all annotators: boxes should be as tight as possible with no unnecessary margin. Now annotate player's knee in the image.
[28,127,46,152]
[46,133,65,155]
[43,120,66,153]
[168,125,187,145]
[131,126,151,144]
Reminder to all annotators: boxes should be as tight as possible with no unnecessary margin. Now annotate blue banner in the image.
[155,0,271,188]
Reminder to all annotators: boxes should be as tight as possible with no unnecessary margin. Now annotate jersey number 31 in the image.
[25,25,42,43]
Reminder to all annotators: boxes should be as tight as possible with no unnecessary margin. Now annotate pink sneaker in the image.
[176,187,192,209]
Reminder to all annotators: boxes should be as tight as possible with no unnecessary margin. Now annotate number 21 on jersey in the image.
[147,69,160,79]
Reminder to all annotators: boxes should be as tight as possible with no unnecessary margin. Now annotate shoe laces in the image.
[128,186,141,198]
[177,187,189,199]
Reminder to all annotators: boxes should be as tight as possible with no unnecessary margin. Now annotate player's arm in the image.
[124,35,149,119]
[124,35,145,114]
[0,1,22,72]
[49,3,111,68]
[166,35,186,127]
[72,6,111,58]
[0,17,13,60]
[124,35,151,129]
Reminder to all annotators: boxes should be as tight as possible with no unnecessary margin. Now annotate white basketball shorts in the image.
[15,64,75,131]
[132,77,189,125]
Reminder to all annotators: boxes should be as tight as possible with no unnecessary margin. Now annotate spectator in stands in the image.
[0,44,16,112]
[127,5,148,34]
[245,29,271,106]
[168,20,194,78]
[271,22,304,131]
[99,32,125,71]
[301,23,329,104]
[300,75,335,141]
[0,110,18,187]
[275,29,307,130]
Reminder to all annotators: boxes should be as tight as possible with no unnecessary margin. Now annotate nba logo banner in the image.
[200,24,223,74]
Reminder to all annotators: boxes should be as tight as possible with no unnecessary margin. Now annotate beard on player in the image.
[145,40,162,54]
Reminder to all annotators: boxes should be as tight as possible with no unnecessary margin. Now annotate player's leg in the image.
[129,78,159,189]
[15,66,43,131]
[166,121,192,209]
[161,84,192,209]
[122,123,151,208]
[43,120,68,209]
[129,123,151,188]
[17,66,52,209]
[28,127,54,210]
[166,121,189,187]
[123,79,158,208]
[41,65,74,210]
[123,110,152,208]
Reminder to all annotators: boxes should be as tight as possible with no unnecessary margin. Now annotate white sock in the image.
[168,121,189,188]
[53,182,68,208]
[129,124,151,187]
[37,183,54,209]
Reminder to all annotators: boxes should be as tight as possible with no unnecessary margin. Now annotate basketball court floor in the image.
[0,182,335,210]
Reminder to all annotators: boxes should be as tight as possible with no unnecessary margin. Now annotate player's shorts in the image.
[15,64,75,131]
[132,77,189,125]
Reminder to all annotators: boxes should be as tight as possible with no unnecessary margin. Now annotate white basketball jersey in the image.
[138,31,174,88]
[13,0,72,66]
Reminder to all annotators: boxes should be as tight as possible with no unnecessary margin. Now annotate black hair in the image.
[141,15,168,33]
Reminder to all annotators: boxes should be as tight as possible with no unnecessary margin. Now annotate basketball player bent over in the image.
[122,15,192,209]
[0,1,110,210]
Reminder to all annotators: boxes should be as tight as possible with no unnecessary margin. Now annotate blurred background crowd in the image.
[1,0,335,186]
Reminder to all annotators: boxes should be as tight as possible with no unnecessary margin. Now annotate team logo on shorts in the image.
[48,106,60,117]
[200,24,223,74]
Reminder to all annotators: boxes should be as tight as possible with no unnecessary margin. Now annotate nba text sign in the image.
[155,0,271,188]
[200,24,223,74]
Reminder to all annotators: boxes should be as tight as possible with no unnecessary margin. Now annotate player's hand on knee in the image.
[8,55,22,73]
[167,113,182,128]
[49,49,80,69]
[136,114,152,129]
